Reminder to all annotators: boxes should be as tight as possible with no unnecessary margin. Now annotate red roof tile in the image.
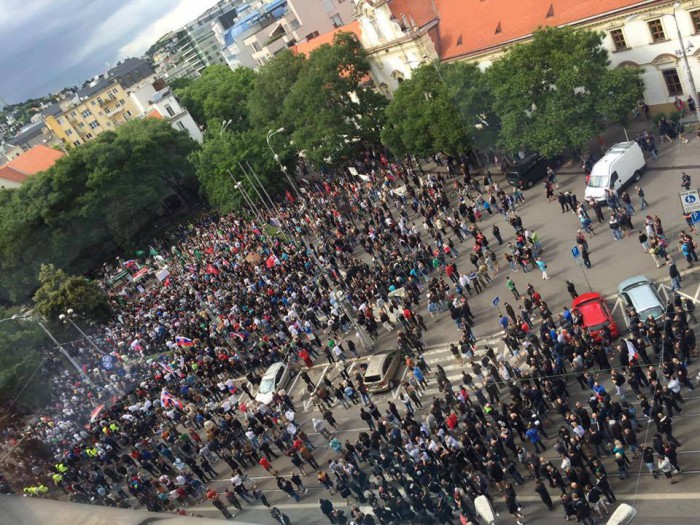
[293,20,362,57]
[146,109,163,119]
[0,166,29,184]
[7,144,64,176]
[393,0,647,61]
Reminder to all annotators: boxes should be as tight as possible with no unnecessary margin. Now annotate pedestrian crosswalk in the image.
[390,333,510,399]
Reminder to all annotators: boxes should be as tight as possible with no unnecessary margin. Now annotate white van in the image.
[584,142,646,202]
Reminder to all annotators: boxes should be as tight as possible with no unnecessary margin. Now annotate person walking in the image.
[609,214,622,241]
[669,260,682,292]
[657,454,679,484]
[636,186,648,210]
[534,479,554,511]
[207,488,233,519]
[526,424,546,453]
[506,277,520,300]
[566,281,579,300]
[535,257,549,280]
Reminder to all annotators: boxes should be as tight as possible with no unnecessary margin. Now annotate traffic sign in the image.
[679,189,700,214]
[692,211,700,224]
[492,296,500,308]
[571,246,580,258]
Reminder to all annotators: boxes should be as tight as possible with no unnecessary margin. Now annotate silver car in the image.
[255,362,291,405]
[618,275,665,326]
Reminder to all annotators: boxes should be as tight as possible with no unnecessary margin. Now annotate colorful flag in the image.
[230,332,246,341]
[158,362,175,375]
[285,190,295,203]
[175,335,194,347]
[160,390,183,409]
[205,264,220,275]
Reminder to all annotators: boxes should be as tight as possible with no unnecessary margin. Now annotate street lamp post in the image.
[59,309,106,357]
[628,3,700,123]
[265,129,373,349]
[7,312,96,388]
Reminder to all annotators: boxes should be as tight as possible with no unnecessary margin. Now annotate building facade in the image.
[44,82,139,147]
[129,77,204,143]
[214,0,356,69]
[349,0,700,113]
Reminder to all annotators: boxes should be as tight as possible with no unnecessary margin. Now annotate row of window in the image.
[611,10,700,50]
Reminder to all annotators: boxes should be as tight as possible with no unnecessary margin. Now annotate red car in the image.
[571,292,619,341]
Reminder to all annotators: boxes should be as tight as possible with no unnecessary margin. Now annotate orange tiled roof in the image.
[146,109,163,119]
[7,144,64,176]
[0,165,29,184]
[293,20,362,57]
[392,0,647,61]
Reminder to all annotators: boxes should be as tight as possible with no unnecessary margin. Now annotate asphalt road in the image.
[180,125,700,524]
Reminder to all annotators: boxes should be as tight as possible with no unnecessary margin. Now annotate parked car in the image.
[506,154,557,189]
[618,275,665,326]
[572,292,619,341]
[255,362,291,405]
[584,141,646,202]
[362,351,402,393]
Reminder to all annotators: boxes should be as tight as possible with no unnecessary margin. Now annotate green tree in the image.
[174,65,256,128]
[0,307,51,410]
[283,32,387,166]
[191,126,288,213]
[248,50,306,133]
[0,118,198,304]
[382,62,494,157]
[33,264,111,323]
[487,27,644,156]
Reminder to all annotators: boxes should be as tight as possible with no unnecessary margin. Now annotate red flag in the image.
[323,182,331,194]
[205,264,219,275]
[265,255,277,268]
[285,190,295,203]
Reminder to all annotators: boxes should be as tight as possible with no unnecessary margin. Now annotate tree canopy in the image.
[382,62,494,157]
[486,26,643,156]
[174,65,256,129]
[0,118,197,304]
[283,32,387,166]
[33,264,111,323]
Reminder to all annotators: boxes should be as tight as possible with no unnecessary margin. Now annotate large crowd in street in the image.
[0,144,697,525]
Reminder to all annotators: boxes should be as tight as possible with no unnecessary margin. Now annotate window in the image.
[647,19,666,42]
[106,122,112,127]
[89,120,99,129]
[176,122,186,131]
[289,17,300,30]
[331,14,343,28]
[248,41,262,53]
[164,104,176,117]
[81,109,91,118]
[85,133,93,139]
[90,101,96,106]
[610,29,627,50]
[77,122,85,128]
[691,9,700,33]
[663,69,683,96]
[322,0,335,13]
[65,129,73,136]
[56,118,62,125]
[119,99,125,105]
[73,140,81,146]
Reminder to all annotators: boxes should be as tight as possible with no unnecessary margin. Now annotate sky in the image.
[0,0,220,105]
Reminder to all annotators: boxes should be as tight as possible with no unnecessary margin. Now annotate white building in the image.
[129,77,204,143]
[214,0,355,69]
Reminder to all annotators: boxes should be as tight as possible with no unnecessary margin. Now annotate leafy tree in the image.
[33,264,111,323]
[191,126,289,213]
[0,307,51,410]
[174,65,256,129]
[0,119,198,304]
[248,50,306,133]
[283,32,387,166]
[382,62,494,157]
[487,27,644,156]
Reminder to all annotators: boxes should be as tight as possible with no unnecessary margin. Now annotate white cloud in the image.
[117,0,221,59]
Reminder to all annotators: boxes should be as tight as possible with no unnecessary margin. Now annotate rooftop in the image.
[5,144,64,176]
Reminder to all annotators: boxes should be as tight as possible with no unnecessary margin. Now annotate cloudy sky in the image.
[0,0,220,104]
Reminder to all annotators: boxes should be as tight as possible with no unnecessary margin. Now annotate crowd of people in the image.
[0,141,695,525]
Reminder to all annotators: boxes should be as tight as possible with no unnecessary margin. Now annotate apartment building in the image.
[213,0,355,69]
[44,81,139,147]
